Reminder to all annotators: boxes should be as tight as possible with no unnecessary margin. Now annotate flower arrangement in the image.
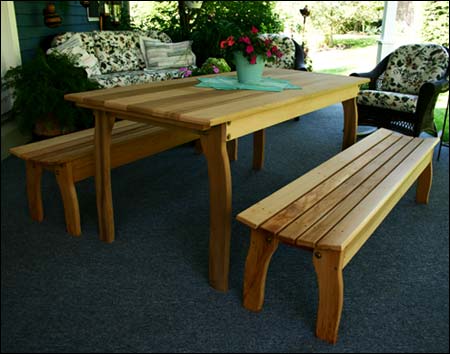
[220,26,283,65]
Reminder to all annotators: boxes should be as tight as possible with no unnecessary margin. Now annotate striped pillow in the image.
[140,37,196,70]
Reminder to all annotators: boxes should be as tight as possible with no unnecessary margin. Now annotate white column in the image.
[377,1,398,63]
[1,1,22,114]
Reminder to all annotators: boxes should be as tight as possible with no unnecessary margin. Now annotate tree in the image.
[422,1,449,47]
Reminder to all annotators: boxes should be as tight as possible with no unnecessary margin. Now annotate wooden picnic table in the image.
[65,68,369,292]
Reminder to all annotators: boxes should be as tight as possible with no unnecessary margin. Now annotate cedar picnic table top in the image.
[65,68,369,130]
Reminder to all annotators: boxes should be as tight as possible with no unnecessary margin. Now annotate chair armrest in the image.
[350,54,391,89]
[413,78,449,136]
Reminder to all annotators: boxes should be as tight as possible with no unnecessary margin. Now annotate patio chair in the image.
[350,43,450,137]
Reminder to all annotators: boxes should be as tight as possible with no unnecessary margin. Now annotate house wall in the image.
[14,1,99,63]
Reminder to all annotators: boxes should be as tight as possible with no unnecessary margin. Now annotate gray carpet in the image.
[2,104,449,353]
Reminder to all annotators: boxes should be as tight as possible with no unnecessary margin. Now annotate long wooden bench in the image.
[236,128,438,343]
[10,120,198,237]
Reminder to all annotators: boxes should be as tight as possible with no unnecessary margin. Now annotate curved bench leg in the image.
[416,162,432,204]
[313,249,344,344]
[243,229,279,312]
[26,161,43,222]
[55,163,81,236]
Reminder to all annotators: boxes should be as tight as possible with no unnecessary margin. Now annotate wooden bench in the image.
[236,128,438,343]
[10,120,198,237]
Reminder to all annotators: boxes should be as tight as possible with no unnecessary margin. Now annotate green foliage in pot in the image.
[195,58,231,75]
[2,50,101,135]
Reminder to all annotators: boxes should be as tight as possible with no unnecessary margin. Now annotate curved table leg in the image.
[342,98,358,150]
[200,124,232,292]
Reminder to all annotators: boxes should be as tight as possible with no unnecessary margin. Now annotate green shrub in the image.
[2,50,100,134]
[422,1,449,47]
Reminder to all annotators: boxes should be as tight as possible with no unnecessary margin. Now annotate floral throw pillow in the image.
[47,33,101,78]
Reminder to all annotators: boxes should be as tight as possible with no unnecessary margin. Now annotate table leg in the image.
[253,129,265,170]
[342,98,358,150]
[94,111,116,243]
[200,124,232,292]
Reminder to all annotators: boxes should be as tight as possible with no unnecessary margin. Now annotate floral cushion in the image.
[380,44,449,94]
[93,31,168,74]
[91,68,193,88]
[50,30,172,75]
[357,89,418,113]
[259,34,296,69]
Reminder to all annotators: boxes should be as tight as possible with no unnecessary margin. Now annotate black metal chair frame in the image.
[350,46,450,137]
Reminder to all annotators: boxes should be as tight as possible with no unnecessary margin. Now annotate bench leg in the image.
[243,229,279,311]
[25,161,44,222]
[313,249,344,344]
[416,162,432,204]
[55,163,81,236]
[253,129,265,170]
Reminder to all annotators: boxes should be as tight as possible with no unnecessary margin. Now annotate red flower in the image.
[220,36,235,48]
[239,36,251,45]
[219,27,284,65]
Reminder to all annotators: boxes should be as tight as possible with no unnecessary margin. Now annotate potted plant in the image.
[2,49,101,138]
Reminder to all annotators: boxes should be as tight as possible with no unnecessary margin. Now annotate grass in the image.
[332,36,378,49]
[435,93,449,142]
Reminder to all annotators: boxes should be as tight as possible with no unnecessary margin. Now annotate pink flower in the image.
[251,26,259,34]
[246,45,254,54]
[179,67,192,78]
[213,66,220,74]
[266,50,272,58]
[250,55,257,64]
[240,36,251,45]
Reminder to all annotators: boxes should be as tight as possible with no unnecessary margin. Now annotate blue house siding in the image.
[14,1,99,63]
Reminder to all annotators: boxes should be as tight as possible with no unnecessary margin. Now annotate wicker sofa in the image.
[47,30,196,88]
[47,30,307,89]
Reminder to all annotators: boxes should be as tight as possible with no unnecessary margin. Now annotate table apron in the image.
[225,87,359,141]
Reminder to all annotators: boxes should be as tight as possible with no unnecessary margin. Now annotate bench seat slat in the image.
[272,134,415,246]
[39,125,167,165]
[282,136,421,248]
[236,128,395,229]
[316,137,437,252]
[261,133,404,235]
[10,121,174,165]
[9,120,140,161]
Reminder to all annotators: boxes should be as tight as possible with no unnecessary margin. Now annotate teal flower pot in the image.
[233,52,265,83]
